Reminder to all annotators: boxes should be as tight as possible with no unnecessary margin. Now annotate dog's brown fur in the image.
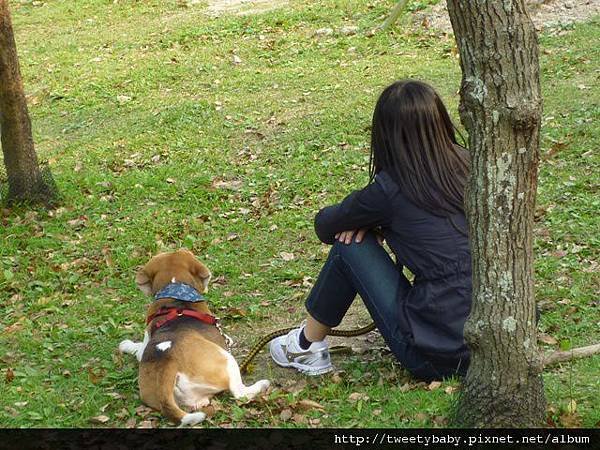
[119,249,270,426]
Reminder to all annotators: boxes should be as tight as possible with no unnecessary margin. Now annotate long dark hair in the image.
[369,80,469,216]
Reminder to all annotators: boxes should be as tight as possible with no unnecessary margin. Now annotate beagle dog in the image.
[118,249,270,426]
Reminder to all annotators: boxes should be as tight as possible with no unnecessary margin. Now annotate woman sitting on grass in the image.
[270,79,472,381]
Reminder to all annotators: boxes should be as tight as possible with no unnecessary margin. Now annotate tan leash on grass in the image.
[239,322,377,374]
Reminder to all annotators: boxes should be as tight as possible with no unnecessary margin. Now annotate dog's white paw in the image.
[180,412,206,427]
[119,339,137,354]
[256,379,270,392]
[234,379,271,401]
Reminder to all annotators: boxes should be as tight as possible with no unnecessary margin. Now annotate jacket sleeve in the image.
[314,174,395,244]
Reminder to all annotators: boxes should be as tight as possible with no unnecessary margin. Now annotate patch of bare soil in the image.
[414,0,599,34]
[226,295,388,382]
[207,0,289,17]
[204,0,598,28]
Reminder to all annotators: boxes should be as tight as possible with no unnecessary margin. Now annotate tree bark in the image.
[0,0,52,204]
[446,1,546,427]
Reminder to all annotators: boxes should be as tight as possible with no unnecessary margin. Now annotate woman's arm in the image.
[314,177,393,244]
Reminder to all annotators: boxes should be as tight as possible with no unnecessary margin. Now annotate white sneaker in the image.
[269,326,332,375]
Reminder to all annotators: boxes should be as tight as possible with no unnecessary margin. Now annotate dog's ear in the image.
[135,268,153,296]
[190,258,212,293]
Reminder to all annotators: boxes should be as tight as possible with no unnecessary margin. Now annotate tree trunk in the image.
[446,0,546,427]
[0,0,53,204]
[380,0,409,31]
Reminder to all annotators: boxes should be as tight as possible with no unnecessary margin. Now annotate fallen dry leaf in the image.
[280,252,295,261]
[106,392,124,399]
[444,386,457,395]
[89,415,110,424]
[210,398,224,412]
[559,412,581,428]
[348,392,369,402]
[116,95,132,104]
[292,413,307,424]
[427,381,442,391]
[212,179,243,191]
[399,383,412,393]
[87,367,105,384]
[433,415,448,426]
[201,405,216,417]
[125,418,136,428]
[315,27,333,36]
[4,318,25,334]
[67,216,88,229]
[114,409,129,420]
[296,399,325,411]
[135,405,153,417]
[247,407,261,417]
[102,246,113,267]
[414,412,429,423]
[279,408,293,422]
[330,372,343,384]
[137,420,153,428]
[222,307,247,319]
[538,333,558,345]
[5,368,14,383]
[4,407,18,418]
[283,379,307,395]
[546,414,558,428]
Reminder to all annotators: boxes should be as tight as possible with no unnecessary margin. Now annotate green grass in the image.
[1,0,598,428]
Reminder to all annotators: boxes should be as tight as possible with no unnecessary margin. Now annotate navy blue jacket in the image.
[314,171,471,359]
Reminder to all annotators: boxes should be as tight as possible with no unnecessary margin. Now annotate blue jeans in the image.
[305,233,467,381]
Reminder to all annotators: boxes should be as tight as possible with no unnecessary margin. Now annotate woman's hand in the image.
[335,228,384,245]
[335,229,367,245]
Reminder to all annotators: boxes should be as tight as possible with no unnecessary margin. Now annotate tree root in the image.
[543,343,600,367]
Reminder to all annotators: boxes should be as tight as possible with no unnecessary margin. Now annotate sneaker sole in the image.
[269,347,333,376]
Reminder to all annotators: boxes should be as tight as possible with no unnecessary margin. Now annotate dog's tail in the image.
[158,363,206,427]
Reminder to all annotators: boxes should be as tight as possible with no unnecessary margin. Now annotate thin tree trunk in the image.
[446,0,546,427]
[379,0,409,32]
[0,0,52,204]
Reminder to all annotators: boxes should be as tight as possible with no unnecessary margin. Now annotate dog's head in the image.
[135,249,212,297]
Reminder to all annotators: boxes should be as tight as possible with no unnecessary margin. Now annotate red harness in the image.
[146,307,217,330]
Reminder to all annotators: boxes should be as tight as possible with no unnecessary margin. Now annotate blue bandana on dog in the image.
[154,282,205,303]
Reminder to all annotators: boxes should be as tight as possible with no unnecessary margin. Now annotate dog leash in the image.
[239,322,377,374]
